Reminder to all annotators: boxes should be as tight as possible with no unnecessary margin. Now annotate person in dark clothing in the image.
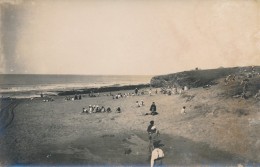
[135,88,138,95]
[147,121,156,134]
[116,107,121,113]
[150,102,158,115]
[147,120,160,148]
[107,107,112,113]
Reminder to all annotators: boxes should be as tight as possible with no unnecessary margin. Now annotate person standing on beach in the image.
[150,147,164,167]
[135,88,138,95]
[150,102,158,115]
[147,121,157,134]
[147,120,159,153]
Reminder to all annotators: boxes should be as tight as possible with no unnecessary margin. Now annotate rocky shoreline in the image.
[57,83,150,96]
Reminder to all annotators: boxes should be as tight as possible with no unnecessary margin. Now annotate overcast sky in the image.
[0,0,259,75]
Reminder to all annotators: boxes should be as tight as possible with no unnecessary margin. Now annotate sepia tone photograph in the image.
[0,0,260,166]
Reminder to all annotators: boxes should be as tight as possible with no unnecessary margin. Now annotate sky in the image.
[0,0,259,75]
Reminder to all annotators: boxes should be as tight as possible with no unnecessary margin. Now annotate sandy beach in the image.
[0,83,259,166]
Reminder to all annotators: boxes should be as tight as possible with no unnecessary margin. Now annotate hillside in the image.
[148,66,260,164]
[151,66,260,98]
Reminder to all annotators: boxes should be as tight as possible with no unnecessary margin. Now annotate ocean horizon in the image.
[0,74,152,98]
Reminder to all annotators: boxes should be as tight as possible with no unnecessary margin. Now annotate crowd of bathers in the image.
[112,91,147,99]
[82,105,121,114]
[42,97,54,102]
[65,94,82,101]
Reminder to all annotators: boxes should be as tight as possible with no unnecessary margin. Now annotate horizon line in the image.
[1,65,258,76]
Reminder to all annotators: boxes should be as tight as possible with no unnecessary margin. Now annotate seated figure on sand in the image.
[136,101,140,107]
[95,106,101,113]
[107,107,112,113]
[150,146,164,167]
[101,106,106,112]
[148,102,158,115]
[82,107,88,113]
[92,105,96,113]
[89,105,93,113]
[116,107,121,113]
[181,106,186,114]
[140,100,144,106]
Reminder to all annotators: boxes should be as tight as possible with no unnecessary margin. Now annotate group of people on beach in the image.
[159,85,189,96]
[82,105,122,114]
[112,89,150,99]
[112,93,127,99]
[110,88,151,99]
[42,97,54,102]
[78,87,185,166]
[65,94,82,101]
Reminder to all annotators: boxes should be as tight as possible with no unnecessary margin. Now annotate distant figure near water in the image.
[149,89,152,96]
[135,88,139,95]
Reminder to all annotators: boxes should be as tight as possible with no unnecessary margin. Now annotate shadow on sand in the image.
[7,130,258,166]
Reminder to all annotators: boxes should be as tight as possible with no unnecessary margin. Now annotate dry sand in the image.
[0,86,259,166]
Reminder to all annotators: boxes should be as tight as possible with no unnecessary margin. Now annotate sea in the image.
[0,74,152,98]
